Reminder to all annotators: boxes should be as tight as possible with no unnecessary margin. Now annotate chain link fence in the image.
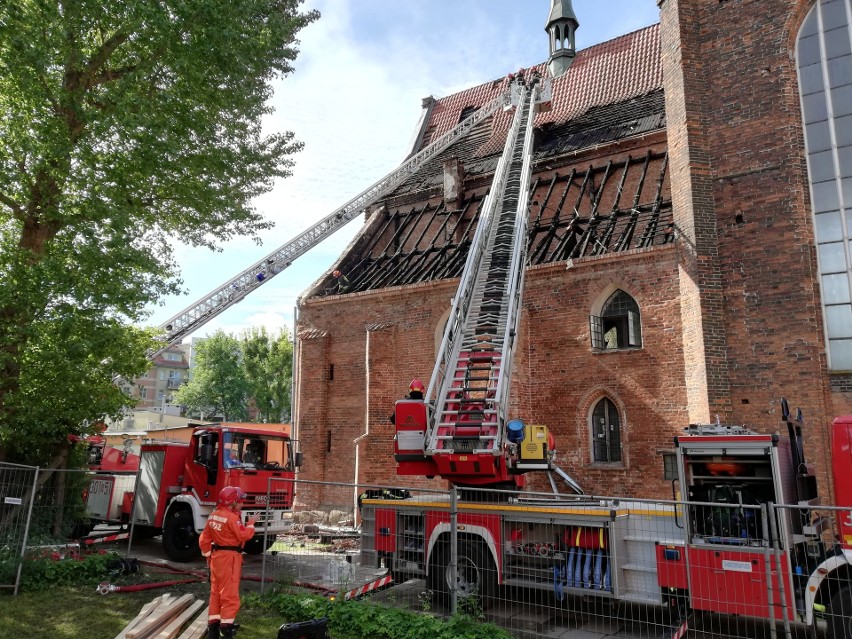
[0,462,38,595]
[251,479,852,639]
[3,467,851,639]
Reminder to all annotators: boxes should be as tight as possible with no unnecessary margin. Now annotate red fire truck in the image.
[85,423,301,561]
[362,410,852,637]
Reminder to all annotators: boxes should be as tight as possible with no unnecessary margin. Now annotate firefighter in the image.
[407,378,425,400]
[199,487,258,639]
[331,269,350,294]
[389,379,425,425]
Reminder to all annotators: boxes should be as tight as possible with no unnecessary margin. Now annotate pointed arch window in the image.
[590,290,642,350]
[591,397,622,463]
[797,1,852,370]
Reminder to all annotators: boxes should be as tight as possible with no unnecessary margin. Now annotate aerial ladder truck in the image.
[392,75,581,494]
[362,76,852,638]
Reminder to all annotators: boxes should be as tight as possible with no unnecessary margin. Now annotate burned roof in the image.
[306,25,671,299]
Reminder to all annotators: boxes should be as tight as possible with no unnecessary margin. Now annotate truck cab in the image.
[131,425,301,561]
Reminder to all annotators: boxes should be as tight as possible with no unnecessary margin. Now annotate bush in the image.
[17,552,117,592]
[245,591,513,639]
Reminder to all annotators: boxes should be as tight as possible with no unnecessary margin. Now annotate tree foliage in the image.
[0,0,318,463]
[242,327,293,423]
[175,328,292,423]
[173,332,248,422]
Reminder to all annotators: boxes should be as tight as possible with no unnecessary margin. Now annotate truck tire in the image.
[427,540,497,606]
[828,586,852,639]
[162,508,200,562]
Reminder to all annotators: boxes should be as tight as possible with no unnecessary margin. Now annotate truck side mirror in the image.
[200,443,215,467]
[294,452,303,468]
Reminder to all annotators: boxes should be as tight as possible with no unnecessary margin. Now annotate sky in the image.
[145,0,661,343]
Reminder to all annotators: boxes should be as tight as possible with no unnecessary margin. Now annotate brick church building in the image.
[292,0,852,511]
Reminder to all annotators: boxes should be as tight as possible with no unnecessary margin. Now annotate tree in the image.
[175,328,293,423]
[242,327,293,423]
[174,331,249,422]
[0,1,318,462]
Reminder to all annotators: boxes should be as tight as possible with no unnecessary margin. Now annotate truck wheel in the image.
[162,508,200,562]
[828,586,852,639]
[427,541,497,606]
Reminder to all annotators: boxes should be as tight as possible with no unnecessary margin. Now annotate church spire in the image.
[545,0,579,78]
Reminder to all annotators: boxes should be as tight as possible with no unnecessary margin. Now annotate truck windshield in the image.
[222,432,293,471]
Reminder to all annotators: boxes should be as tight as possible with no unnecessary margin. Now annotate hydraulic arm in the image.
[151,93,507,359]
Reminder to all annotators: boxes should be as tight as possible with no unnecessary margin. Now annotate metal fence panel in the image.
[247,479,852,639]
[0,462,38,595]
[0,464,137,596]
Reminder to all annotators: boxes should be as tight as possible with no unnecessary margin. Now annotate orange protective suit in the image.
[199,507,256,625]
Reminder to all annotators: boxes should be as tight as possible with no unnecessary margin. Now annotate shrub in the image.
[245,591,513,639]
[17,551,117,592]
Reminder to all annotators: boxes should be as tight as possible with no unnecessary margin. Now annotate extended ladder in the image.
[152,91,508,358]
[423,82,538,485]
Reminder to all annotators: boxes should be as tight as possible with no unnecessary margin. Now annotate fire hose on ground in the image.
[97,558,337,596]
[97,578,202,595]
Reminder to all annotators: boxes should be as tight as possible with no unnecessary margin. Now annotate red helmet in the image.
[218,486,247,507]
[409,379,425,393]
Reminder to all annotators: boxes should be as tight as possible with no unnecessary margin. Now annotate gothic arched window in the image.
[591,397,622,463]
[798,1,852,369]
[590,290,642,350]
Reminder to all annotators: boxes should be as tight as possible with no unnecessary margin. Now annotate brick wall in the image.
[296,245,688,502]
[293,0,852,507]
[659,0,848,497]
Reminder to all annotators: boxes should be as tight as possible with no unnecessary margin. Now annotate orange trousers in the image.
[208,550,243,624]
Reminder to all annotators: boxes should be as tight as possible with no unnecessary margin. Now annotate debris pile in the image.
[113,593,208,639]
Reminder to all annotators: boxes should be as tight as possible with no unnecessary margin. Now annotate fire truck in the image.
[363,407,852,637]
[356,75,852,637]
[84,423,301,561]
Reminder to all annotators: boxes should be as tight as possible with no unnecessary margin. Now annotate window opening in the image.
[663,452,678,481]
[459,106,478,123]
[590,290,642,349]
[591,397,622,463]
[798,0,852,370]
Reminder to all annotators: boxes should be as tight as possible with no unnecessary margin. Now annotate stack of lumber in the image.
[114,593,209,639]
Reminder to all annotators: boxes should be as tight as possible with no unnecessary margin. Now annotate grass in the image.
[0,553,513,639]
[0,584,514,639]
[0,584,285,639]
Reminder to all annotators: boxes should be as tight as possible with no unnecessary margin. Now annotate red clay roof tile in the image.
[423,24,661,158]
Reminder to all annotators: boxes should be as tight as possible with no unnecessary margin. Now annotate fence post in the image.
[260,476,273,594]
[15,467,39,596]
[125,468,143,559]
[768,503,793,639]
[450,485,458,615]
[761,503,778,639]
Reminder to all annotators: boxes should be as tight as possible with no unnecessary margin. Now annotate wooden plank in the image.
[115,597,162,639]
[176,607,209,639]
[155,599,205,639]
[127,594,195,639]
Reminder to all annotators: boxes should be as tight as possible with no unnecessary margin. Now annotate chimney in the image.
[443,158,465,204]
